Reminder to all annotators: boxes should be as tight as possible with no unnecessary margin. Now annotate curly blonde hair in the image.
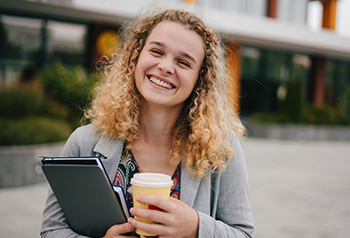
[85,9,245,177]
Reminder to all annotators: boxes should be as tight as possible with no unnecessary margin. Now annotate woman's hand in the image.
[103,222,137,238]
[128,196,199,238]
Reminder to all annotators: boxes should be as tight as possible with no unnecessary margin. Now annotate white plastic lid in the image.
[130,173,173,188]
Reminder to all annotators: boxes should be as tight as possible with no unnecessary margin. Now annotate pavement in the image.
[0,137,349,238]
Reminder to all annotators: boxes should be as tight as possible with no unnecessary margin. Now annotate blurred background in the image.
[0,0,349,237]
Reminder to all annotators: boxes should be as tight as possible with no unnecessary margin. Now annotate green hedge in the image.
[0,61,101,146]
[0,117,72,146]
[0,87,44,119]
[251,104,347,125]
[38,61,99,126]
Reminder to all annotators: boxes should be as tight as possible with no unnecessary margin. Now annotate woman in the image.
[41,8,254,238]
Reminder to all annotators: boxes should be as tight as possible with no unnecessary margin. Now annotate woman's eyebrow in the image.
[179,51,197,64]
[148,40,165,47]
[148,40,197,64]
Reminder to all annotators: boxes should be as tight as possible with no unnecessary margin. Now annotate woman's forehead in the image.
[145,21,205,61]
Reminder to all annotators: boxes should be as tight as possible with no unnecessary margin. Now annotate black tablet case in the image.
[41,157,130,237]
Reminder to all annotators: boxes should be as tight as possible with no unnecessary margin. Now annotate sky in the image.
[308,0,350,37]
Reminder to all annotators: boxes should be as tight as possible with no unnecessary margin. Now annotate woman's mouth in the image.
[148,76,174,89]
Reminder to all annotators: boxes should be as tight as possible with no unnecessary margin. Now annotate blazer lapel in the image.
[93,134,124,182]
[91,134,202,208]
[180,161,201,208]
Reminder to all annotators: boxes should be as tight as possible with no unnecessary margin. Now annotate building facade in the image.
[0,0,349,120]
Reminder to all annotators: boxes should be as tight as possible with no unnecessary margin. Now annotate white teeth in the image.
[149,77,172,89]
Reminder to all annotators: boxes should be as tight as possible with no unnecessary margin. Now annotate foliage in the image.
[0,61,100,145]
[252,79,349,125]
[38,61,100,127]
[0,86,44,119]
[338,86,350,123]
[279,82,305,122]
[302,105,338,124]
[0,117,72,146]
[251,104,344,125]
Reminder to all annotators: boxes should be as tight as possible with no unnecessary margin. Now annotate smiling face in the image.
[134,21,205,111]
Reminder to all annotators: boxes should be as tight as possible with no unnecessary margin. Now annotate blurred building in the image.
[0,0,349,118]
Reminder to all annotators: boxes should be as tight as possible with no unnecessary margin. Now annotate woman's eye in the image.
[179,61,190,68]
[150,49,162,55]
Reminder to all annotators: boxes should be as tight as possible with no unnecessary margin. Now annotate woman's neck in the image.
[130,102,182,175]
[137,102,181,146]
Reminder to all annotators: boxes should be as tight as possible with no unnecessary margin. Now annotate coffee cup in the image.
[131,173,173,236]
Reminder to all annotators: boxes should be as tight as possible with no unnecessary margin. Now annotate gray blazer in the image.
[41,124,254,237]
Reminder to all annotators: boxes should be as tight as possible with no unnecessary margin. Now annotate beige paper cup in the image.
[131,173,173,236]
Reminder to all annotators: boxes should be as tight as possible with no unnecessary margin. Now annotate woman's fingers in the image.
[128,216,165,236]
[128,196,198,238]
[103,222,137,238]
[130,196,174,223]
[135,196,175,212]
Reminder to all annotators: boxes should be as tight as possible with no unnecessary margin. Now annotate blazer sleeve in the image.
[197,136,254,238]
[40,125,97,238]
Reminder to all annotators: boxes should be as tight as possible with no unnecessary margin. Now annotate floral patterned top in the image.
[113,145,181,210]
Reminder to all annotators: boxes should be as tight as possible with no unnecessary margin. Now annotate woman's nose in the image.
[158,57,174,75]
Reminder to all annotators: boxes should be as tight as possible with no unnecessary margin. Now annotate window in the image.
[46,20,87,65]
[240,46,311,115]
[0,15,42,87]
[0,15,87,88]
[307,0,323,31]
[197,0,267,17]
[325,60,350,121]
[241,47,260,77]
[277,0,309,25]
